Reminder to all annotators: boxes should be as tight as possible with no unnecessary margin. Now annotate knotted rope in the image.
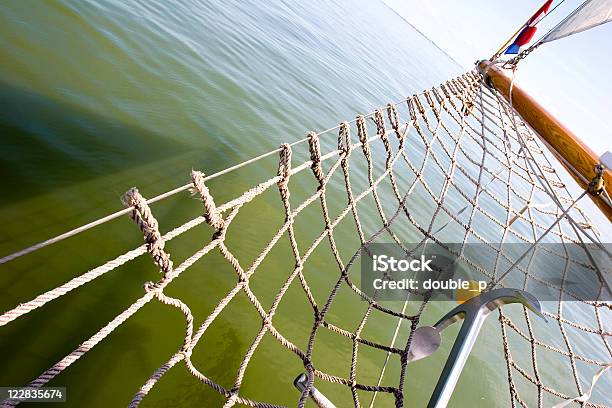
[123,187,173,275]
[191,170,225,232]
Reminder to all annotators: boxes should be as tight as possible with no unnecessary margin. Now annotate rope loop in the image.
[356,115,367,144]
[338,121,351,158]
[307,131,325,187]
[386,103,400,132]
[413,95,426,116]
[432,86,445,105]
[123,187,173,274]
[191,170,225,232]
[277,143,292,188]
[445,80,456,97]
[372,109,386,136]
[262,315,273,328]
[277,143,293,212]
[459,75,470,87]
[423,89,435,109]
[144,281,160,293]
[449,79,461,98]
[373,109,392,158]
[423,89,441,121]
[441,82,453,101]
[356,115,371,158]
[407,96,418,122]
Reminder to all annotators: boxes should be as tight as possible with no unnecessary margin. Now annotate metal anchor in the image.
[407,288,547,408]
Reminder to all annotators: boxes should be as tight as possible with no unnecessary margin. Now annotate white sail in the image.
[541,0,612,43]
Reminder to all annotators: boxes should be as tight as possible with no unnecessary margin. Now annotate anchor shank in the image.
[428,308,490,408]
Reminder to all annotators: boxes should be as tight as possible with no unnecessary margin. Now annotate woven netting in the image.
[1,71,610,408]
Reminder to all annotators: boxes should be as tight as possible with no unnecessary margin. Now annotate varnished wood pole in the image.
[478,60,612,222]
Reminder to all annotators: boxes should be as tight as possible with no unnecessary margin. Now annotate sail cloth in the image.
[505,0,554,54]
[541,0,612,43]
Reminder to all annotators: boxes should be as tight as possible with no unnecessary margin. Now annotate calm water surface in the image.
[1,1,608,407]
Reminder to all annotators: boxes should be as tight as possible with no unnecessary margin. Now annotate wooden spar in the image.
[478,60,612,222]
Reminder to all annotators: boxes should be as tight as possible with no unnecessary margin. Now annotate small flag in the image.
[505,0,554,54]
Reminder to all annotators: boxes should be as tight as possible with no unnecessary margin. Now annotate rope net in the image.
[1,71,610,407]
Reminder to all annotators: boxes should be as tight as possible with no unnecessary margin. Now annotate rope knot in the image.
[424,89,442,121]
[356,115,367,142]
[180,348,192,360]
[144,281,160,293]
[448,79,460,97]
[225,393,239,407]
[303,358,314,372]
[338,121,351,157]
[356,115,372,157]
[277,143,292,187]
[407,96,418,122]
[123,187,173,275]
[432,87,445,105]
[191,170,225,231]
[123,188,161,247]
[313,310,324,326]
[423,89,435,108]
[373,109,386,136]
[373,109,394,163]
[441,83,453,101]
[307,131,325,186]
[413,95,426,115]
[386,103,400,132]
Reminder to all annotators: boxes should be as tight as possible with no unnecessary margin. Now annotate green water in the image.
[0,1,609,407]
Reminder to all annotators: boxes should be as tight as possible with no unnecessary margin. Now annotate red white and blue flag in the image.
[505,0,554,54]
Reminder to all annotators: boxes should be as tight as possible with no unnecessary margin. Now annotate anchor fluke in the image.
[406,325,442,363]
